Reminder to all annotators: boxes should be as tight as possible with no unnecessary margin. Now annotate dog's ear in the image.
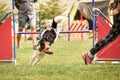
[39,41,45,51]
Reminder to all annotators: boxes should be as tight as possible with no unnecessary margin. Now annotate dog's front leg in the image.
[31,52,46,65]
[29,50,38,65]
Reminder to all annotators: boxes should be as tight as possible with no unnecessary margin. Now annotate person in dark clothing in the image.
[82,0,120,65]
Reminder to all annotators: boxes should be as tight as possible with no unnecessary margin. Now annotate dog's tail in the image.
[51,18,57,29]
[51,16,65,29]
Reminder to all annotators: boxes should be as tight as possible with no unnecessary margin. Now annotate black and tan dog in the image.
[29,16,64,65]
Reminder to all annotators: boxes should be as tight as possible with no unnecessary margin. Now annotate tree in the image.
[0,3,10,19]
[36,0,67,19]
[35,0,67,30]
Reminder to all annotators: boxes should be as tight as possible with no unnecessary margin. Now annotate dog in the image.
[29,16,65,65]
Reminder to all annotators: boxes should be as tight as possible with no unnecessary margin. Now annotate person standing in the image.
[14,0,37,49]
[82,0,120,65]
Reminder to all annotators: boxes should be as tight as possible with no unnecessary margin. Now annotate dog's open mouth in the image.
[45,51,53,55]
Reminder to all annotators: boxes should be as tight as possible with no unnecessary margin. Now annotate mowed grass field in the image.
[0,38,120,80]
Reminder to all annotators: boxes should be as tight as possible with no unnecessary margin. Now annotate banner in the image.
[96,16,120,59]
[0,16,12,59]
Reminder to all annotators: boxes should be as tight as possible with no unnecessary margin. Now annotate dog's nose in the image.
[44,45,51,51]
[45,46,51,51]
[46,47,50,50]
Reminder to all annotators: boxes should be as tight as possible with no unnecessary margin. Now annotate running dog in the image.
[29,16,64,65]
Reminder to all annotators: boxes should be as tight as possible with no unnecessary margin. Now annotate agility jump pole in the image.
[16,30,92,34]
[68,12,70,41]
[39,12,42,39]
[16,2,92,41]
[92,0,97,47]
[91,0,113,45]
[67,2,74,41]
[16,9,91,36]
[93,8,113,25]
[12,0,17,64]
[0,12,13,22]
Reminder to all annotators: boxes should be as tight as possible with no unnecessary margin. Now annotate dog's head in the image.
[39,41,53,55]
[37,16,65,54]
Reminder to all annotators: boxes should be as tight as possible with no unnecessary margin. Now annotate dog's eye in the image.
[40,42,45,48]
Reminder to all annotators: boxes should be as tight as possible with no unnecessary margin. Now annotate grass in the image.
[0,38,120,80]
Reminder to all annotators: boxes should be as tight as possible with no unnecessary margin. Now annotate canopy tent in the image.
[70,0,110,30]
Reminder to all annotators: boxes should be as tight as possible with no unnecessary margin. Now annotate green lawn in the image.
[0,38,120,80]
